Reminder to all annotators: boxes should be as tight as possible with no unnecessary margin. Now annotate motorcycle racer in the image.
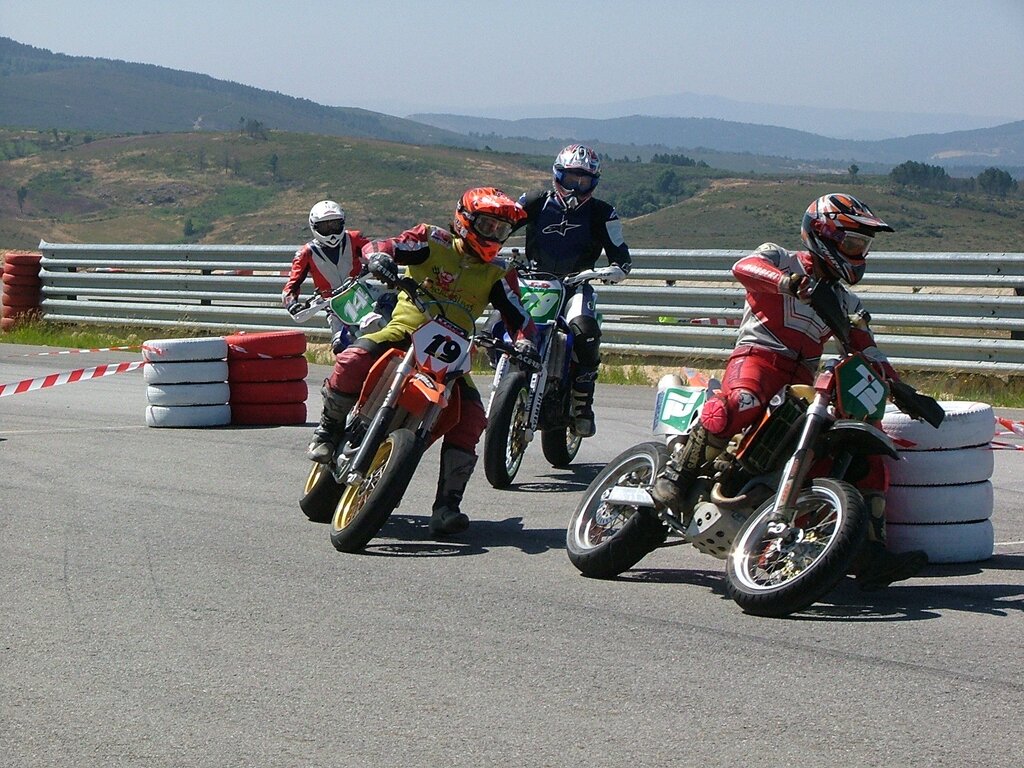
[651,192,929,591]
[516,144,631,438]
[282,200,394,353]
[306,187,535,536]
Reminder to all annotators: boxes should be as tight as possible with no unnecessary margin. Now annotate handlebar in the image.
[475,334,542,372]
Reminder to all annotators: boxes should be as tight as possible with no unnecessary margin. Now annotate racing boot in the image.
[570,363,599,438]
[651,425,725,518]
[306,385,357,463]
[429,445,476,536]
[851,493,929,592]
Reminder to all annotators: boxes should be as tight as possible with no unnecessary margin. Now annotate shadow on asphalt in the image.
[359,513,566,557]
[499,462,605,493]
[591,558,1024,622]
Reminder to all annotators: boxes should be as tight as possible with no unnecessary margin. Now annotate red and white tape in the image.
[226,343,274,359]
[20,345,140,357]
[689,317,741,327]
[0,361,144,398]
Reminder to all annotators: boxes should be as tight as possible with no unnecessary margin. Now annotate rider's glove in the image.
[514,338,538,359]
[367,253,400,287]
[331,329,350,354]
[601,265,628,284]
[282,290,299,309]
[779,273,812,303]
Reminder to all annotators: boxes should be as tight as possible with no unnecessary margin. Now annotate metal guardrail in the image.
[33,241,1024,373]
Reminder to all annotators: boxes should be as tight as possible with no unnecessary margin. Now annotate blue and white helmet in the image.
[552,144,601,209]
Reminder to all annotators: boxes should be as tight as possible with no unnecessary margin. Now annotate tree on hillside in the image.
[890,160,950,190]
[848,163,859,181]
[17,185,27,213]
[976,167,1017,196]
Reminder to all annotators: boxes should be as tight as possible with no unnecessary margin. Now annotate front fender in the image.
[822,419,899,459]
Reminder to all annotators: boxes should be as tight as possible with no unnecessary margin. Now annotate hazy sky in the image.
[3,0,1023,126]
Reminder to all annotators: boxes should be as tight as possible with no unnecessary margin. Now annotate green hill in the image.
[2,127,1021,253]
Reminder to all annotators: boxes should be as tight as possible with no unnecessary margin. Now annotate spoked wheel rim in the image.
[332,439,395,532]
[504,387,530,477]
[729,486,845,592]
[305,462,329,495]
[569,452,657,552]
[565,431,583,460]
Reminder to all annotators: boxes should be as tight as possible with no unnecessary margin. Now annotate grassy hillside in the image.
[2,127,1022,252]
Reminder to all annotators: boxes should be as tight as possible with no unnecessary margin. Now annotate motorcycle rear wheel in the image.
[725,478,868,617]
[566,441,669,578]
[541,427,582,468]
[483,370,532,488]
[329,428,421,553]
[300,462,343,523]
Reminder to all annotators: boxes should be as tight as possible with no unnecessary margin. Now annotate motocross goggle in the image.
[314,218,344,236]
[836,231,873,258]
[555,169,598,194]
[471,213,515,243]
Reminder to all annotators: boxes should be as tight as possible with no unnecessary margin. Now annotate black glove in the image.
[514,338,538,359]
[367,253,399,287]
[286,300,303,317]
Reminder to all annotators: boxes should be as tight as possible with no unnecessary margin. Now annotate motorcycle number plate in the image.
[329,282,376,326]
[834,354,889,421]
[654,386,706,435]
[411,318,471,375]
[520,280,564,324]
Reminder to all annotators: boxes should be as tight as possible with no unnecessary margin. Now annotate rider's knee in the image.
[700,388,763,438]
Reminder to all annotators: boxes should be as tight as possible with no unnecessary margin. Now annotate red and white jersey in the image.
[283,230,369,297]
[732,243,891,375]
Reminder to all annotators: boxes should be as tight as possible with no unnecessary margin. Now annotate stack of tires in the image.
[143,337,231,428]
[882,401,996,564]
[225,331,309,426]
[2,251,42,331]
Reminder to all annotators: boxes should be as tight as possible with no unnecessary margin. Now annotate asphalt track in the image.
[1,344,1022,768]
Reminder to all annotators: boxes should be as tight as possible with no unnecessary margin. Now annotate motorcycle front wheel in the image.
[566,442,669,578]
[541,427,582,468]
[300,462,342,523]
[329,428,421,553]
[483,370,532,488]
[725,478,868,617]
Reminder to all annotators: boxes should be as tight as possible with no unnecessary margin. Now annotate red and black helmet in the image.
[451,187,526,262]
[801,193,894,285]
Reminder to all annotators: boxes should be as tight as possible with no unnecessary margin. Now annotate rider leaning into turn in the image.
[306,187,536,536]
[651,192,929,592]
[517,144,631,438]
[282,200,373,354]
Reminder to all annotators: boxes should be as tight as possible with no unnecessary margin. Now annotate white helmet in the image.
[308,200,346,248]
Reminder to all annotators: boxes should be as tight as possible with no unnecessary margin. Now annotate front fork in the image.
[345,349,416,483]
[768,392,831,522]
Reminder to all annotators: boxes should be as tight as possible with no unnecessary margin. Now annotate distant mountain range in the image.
[1,36,1021,175]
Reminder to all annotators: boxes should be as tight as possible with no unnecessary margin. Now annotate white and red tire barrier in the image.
[142,337,230,428]
[882,401,996,563]
[225,331,308,425]
[1,251,42,332]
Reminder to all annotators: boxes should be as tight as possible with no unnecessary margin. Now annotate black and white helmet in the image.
[308,200,346,248]
[552,144,601,210]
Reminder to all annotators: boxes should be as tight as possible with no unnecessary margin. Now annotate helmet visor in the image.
[556,169,597,193]
[837,232,872,259]
[313,219,344,237]
[472,213,514,243]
